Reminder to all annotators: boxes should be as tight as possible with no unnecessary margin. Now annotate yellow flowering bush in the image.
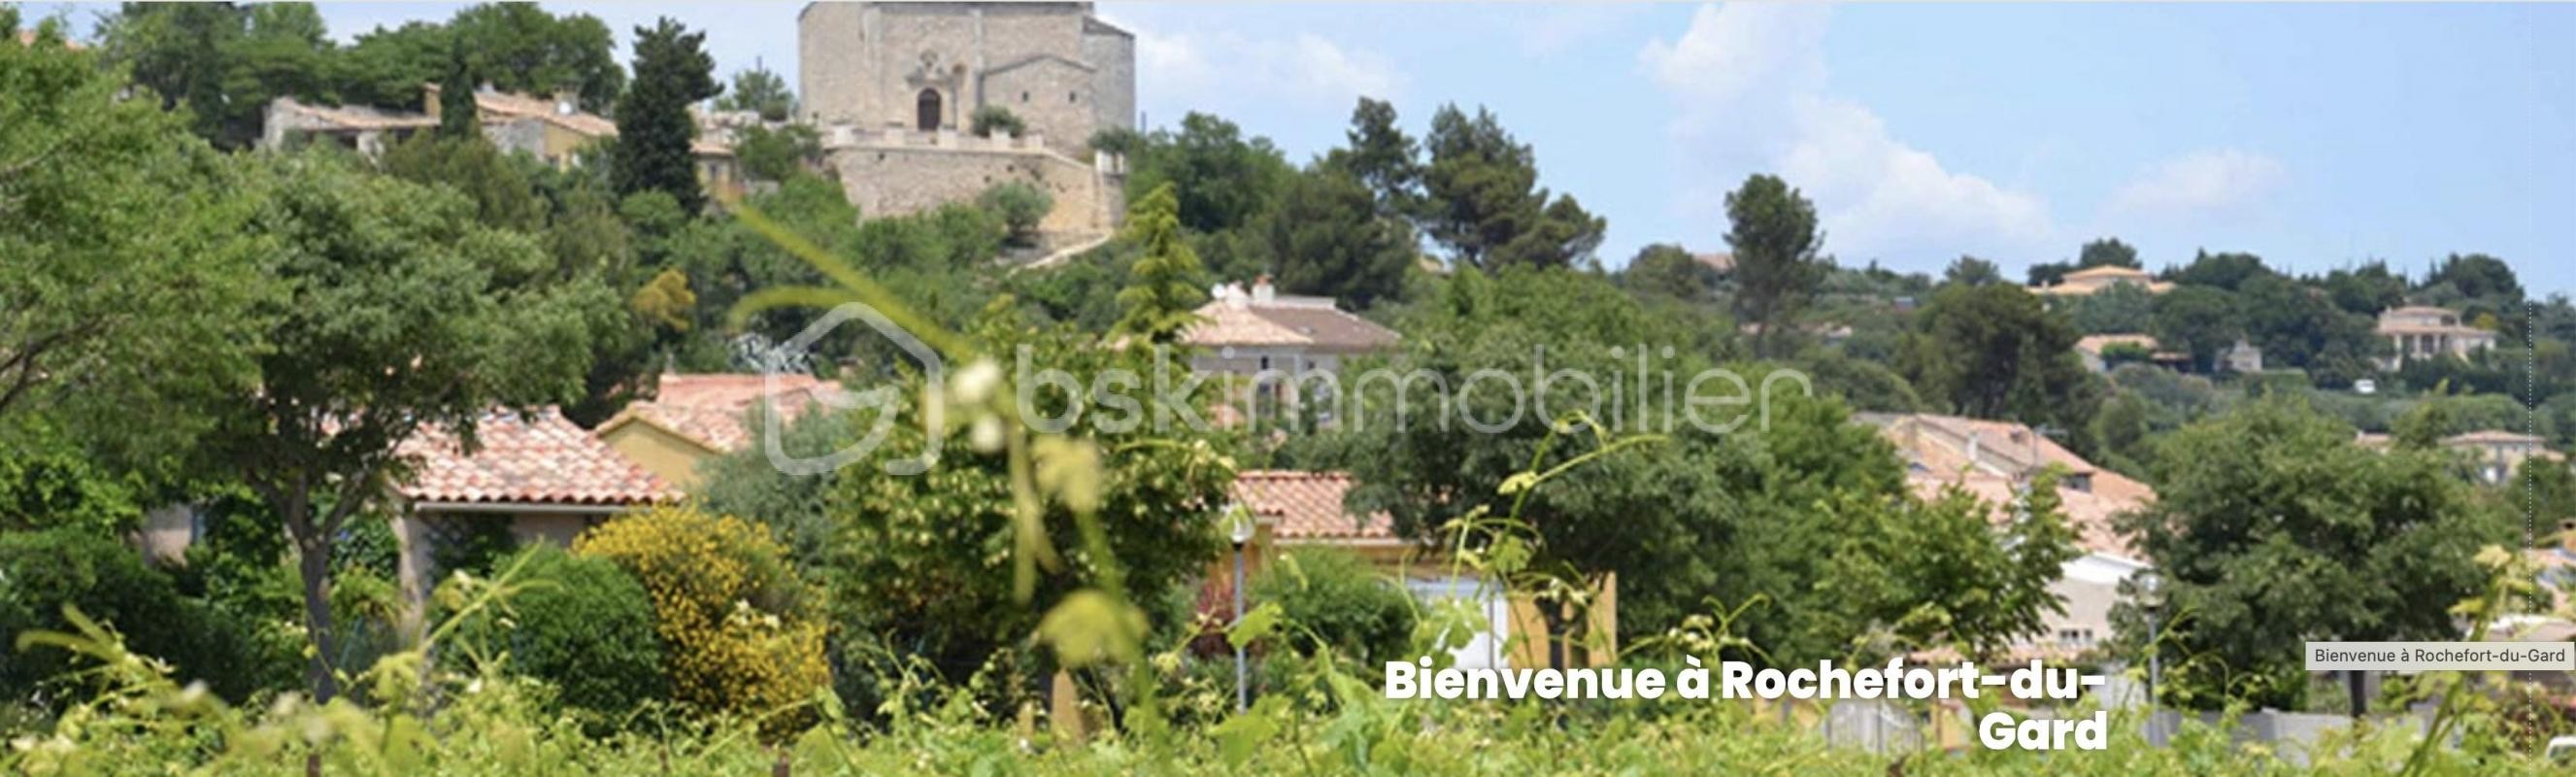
[573,505,827,734]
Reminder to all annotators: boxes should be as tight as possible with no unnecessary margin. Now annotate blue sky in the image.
[28,3,2575,294]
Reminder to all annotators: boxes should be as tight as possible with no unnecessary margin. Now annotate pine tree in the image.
[611,18,719,214]
[1112,184,1207,344]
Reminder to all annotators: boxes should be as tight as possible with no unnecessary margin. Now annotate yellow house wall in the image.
[597,422,717,490]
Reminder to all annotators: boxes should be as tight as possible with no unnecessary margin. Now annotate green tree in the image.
[2167,250,2275,291]
[1124,112,1290,234]
[1828,471,2083,659]
[611,18,719,215]
[1898,283,2100,436]
[1623,244,1715,301]
[2234,273,2378,387]
[1344,267,2034,664]
[2063,282,2155,335]
[1944,255,2004,287]
[452,547,667,731]
[1420,104,1603,272]
[2150,286,2243,372]
[825,314,1232,689]
[378,134,545,232]
[969,105,1027,138]
[444,3,623,111]
[0,21,276,456]
[337,6,623,112]
[979,182,1054,247]
[97,3,334,150]
[1111,184,1208,344]
[1329,96,1422,218]
[1252,549,1417,664]
[2117,398,2512,709]
[2321,260,2408,316]
[204,157,613,704]
[2077,237,2141,269]
[1724,174,1826,358]
[2423,253,2523,303]
[0,527,258,708]
[733,123,823,183]
[1256,165,1415,311]
[715,64,794,121]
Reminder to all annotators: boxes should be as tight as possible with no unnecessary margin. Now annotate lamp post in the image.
[2138,570,2164,747]
[1228,504,1254,713]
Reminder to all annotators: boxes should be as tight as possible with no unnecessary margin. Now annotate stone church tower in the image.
[798,2,1136,151]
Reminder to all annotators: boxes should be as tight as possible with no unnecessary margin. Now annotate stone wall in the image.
[982,55,1095,148]
[827,136,1121,236]
[798,2,1127,152]
[1081,19,1135,136]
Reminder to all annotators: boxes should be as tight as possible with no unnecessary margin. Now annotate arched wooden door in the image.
[916,88,942,131]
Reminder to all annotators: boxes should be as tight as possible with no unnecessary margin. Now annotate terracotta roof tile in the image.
[399,407,678,506]
[1233,470,1394,541]
[1183,297,1398,352]
[606,373,840,453]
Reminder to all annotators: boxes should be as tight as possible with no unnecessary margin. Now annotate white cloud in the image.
[1517,5,1650,57]
[1639,4,2054,264]
[1132,27,1402,113]
[2104,149,2288,224]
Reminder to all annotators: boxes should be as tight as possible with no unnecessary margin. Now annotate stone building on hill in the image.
[797,1,1133,148]
[799,2,1135,253]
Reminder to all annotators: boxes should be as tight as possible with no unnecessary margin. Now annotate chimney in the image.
[1252,275,1275,304]
[553,89,578,117]
[1221,282,1251,309]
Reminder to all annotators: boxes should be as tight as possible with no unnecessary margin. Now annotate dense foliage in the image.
[574,506,828,733]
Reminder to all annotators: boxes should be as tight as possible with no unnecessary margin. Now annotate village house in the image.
[1182,279,1400,425]
[259,86,744,198]
[1860,413,2158,661]
[2373,305,2496,369]
[388,407,681,619]
[2029,265,2174,298]
[593,373,844,488]
[2442,429,2557,484]
[2073,334,2162,374]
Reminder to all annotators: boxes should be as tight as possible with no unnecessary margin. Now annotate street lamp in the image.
[1228,503,1255,713]
[2138,570,2164,747]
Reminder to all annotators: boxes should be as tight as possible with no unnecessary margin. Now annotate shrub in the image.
[0,426,141,534]
[1249,549,1417,664]
[978,182,1053,247]
[0,527,251,710]
[968,105,1025,138]
[574,505,826,735]
[456,546,666,729]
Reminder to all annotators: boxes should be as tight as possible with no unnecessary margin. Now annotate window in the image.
[1020,90,1030,103]
[1069,91,1080,103]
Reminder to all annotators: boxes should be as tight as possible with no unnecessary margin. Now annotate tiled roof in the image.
[1233,470,1394,541]
[2073,334,2157,355]
[273,98,439,132]
[2060,265,2151,281]
[1904,471,2142,557]
[398,407,678,506]
[1862,413,2152,557]
[604,373,840,453]
[2444,429,2546,446]
[1183,293,1399,352]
